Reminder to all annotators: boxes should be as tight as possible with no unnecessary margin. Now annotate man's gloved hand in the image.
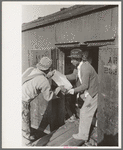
[59,85,67,95]
[46,70,56,79]
[67,89,74,95]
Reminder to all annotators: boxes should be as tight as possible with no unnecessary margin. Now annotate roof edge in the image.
[22,5,118,32]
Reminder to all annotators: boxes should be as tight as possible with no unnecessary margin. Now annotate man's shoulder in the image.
[32,74,47,83]
[35,74,46,79]
[81,62,91,70]
[73,68,78,74]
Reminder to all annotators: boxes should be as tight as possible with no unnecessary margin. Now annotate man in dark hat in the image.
[22,57,61,144]
[66,48,98,144]
[65,49,83,121]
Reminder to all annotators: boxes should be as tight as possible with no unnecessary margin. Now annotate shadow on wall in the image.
[98,133,118,146]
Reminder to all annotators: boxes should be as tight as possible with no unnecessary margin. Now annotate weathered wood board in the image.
[32,120,79,146]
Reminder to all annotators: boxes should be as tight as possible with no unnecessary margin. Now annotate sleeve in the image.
[40,77,55,101]
[74,68,90,93]
[66,69,77,81]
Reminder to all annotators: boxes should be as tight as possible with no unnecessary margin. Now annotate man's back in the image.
[80,62,98,97]
[22,68,53,102]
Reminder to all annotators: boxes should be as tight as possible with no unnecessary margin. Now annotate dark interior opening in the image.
[64,49,75,75]
[87,46,99,74]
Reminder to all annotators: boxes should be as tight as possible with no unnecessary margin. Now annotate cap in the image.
[68,49,82,58]
[36,57,52,70]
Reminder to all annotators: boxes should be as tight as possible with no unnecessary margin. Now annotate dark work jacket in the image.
[66,62,98,98]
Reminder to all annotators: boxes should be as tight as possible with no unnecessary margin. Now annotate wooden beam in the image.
[32,120,79,146]
[47,125,78,146]
[60,137,85,146]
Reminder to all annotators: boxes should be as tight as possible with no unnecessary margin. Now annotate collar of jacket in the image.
[37,68,47,76]
[77,61,83,70]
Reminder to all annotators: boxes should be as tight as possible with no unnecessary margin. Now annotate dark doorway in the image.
[87,46,99,74]
[58,48,78,119]
[64,49,75,75]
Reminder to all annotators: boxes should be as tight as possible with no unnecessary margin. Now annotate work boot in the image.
[22,132,36,141]
[68,115,76,122]
[73,134,87,143]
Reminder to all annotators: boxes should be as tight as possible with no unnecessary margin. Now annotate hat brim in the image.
[68,55,82,58]
[36,63,50,70]
[68,55,73,58]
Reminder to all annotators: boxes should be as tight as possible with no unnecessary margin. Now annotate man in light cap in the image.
[22,57,60,143]
[66,48,98,144]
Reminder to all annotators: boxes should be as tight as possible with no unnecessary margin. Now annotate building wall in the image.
[98,45,118,146]
[55,7,118,43]
[22,25,56,72]
[22,6,118,72]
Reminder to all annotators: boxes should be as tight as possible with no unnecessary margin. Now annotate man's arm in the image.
[74,69,90,93]
[38,77,57,101]
[66,69,77,81]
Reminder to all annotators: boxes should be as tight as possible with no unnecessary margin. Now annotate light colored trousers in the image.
[78,93,98,140]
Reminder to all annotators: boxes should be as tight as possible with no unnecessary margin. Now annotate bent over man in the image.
[22,57,60,142]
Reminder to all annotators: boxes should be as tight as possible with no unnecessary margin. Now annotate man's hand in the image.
[59,85,67,95]
[67,89,74,95]
[46,70,56,79]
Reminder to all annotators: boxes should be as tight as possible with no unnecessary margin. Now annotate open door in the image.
[51,47,65,73]
[51,45,80,120]
[51,47,65,130]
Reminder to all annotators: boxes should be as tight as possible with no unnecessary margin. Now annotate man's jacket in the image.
[22,67,54,102]
[66,62,98,98]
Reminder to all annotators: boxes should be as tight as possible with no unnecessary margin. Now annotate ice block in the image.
[51,70,73,90]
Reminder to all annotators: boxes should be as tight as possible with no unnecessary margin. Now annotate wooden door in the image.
[51,48,65,130]
[97,45,118,146]
[51,48,65,73]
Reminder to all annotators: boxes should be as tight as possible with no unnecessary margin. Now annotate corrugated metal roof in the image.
[22,5,117,32]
